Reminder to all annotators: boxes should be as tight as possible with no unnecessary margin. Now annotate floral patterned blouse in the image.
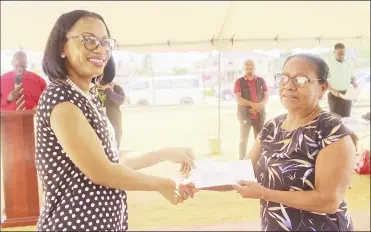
[256,111,353,231]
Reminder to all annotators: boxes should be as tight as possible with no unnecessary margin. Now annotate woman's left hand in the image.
[159,147,195,175]
[232,180,268,199]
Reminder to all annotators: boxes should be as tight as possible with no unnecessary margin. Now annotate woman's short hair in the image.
[100,56,116,85]
[283,53,329,84]
[42,10,111,82]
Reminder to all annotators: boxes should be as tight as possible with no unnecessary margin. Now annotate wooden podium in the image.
[1,110,39,228]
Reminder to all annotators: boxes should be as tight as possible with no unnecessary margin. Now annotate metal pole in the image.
[218,51,221,149]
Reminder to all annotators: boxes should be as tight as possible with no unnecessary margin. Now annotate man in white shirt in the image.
[327,43,358,117]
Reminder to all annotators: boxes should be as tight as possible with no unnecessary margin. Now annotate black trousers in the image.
[239,117,264,160]
[111,123,122,150]
[328,91,352,118]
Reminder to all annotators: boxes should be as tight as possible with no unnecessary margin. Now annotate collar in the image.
[243,75,256,81]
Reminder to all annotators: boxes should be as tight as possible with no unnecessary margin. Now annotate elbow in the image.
[85,164,115,187]
[322,196,342,214]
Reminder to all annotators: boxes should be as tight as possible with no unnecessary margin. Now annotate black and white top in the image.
[35,81,128,231]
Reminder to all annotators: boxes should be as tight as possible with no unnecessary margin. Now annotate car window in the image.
[129,81,149,90]
[154,80,172,89]
[172,79,199,88]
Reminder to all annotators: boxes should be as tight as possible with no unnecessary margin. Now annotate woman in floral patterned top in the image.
[193,54,356,231]
[233,54,356,231]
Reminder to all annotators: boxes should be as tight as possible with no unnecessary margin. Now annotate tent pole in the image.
[218,50,221,152]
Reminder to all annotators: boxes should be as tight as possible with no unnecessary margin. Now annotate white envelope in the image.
[188,159,256,188]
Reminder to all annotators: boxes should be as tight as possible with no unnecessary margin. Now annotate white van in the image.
[128,75,204,105]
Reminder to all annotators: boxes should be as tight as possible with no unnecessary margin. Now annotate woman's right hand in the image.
[158,179,185,205]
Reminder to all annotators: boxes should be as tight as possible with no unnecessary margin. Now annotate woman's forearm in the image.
[121,151,161,170]
[264,188,339,214]
[95,162,173,192]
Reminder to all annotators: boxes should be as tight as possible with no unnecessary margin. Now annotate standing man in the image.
[234,59,269,159]
[327,43,358,117]
[1,50,47,111]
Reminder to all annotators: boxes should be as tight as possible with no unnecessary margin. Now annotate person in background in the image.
[0,50,47,111]
[327,43,358,118]
[93,58,126,150]
[234,59,269,160]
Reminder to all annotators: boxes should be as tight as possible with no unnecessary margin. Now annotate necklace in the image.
[282,105,319,131]
[66,78,102,121]
[66,78,118,154]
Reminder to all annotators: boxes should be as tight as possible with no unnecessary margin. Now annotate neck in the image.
[286,105,320,125]
[245,74,254,80]
[68,74,92,94]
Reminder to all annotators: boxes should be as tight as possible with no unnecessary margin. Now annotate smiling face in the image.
[62,17,111,79]
[279,57,327,111]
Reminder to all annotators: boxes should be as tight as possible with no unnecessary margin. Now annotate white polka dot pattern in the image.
[35,82,128,231]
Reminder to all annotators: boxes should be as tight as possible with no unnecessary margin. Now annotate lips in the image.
[283,94,297,99]
[87,56,105,67]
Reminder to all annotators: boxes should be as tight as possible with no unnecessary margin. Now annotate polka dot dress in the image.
[35,81,128,231]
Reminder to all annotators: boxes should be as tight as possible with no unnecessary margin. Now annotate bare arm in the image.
[235,93,254,107]
[120,151,161,170]
[260,91,269,107]
[50,102,174,192]
[263,135,355,214]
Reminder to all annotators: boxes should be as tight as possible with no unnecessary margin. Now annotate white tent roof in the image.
[1,1,370,52]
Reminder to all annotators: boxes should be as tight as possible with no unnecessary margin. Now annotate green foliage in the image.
[172,67,188,75]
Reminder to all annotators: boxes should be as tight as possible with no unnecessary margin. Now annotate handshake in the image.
[156,148,259,205]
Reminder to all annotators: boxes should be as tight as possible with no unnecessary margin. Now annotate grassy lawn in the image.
[2,98,370,231]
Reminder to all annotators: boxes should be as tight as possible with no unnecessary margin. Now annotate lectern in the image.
[1,110,39,228]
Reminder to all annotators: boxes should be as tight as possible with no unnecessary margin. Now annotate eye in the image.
[295,76,310,85]
[276,74,288,84]
[82,36,98,45]
[101,39,116,51]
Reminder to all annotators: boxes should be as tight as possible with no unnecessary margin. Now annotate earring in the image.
[61,54,66,58]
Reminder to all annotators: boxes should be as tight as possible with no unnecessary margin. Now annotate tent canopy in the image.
[1,1,370,52]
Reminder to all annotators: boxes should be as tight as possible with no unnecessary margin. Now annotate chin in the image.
[281,99,300,110]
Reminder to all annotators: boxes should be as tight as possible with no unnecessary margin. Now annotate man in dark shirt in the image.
[234,59,269,159]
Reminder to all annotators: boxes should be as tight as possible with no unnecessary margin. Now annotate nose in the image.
[283,77,297,91]
[94,42,108,55]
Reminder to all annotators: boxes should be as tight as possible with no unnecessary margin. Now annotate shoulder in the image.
[317,111,345,127]
[39,82,74,105]
[235,77,243,83]
[24,71,44,80]
[1,71,14,80]
[259,114,286,140]
[234,78,243,86]
[38,82,87,124]
[316,111,351,147]
[256,76,266,83]
[114,84,124,91]
[266,114,286,127]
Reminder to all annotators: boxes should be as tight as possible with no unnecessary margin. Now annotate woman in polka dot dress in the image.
[36,10,195,231]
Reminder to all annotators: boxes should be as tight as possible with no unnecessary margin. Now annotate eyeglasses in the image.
[66,35,117,52]
[275,74,322,88]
